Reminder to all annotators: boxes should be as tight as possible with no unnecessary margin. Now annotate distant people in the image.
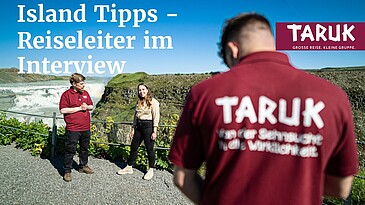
[168,13,358,205]
[59,73,94,182]
[117,83,160,180]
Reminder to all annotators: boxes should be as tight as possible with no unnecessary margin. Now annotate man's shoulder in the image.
[61,88,72,96]
[82,90,90,95]
[285,70,351,108]
[302,71,346,94]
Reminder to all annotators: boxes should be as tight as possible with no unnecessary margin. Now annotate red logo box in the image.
[276,22,365,50]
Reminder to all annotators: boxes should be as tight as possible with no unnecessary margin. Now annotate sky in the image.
[0,0,364,77]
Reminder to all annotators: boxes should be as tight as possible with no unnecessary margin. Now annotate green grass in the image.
[352,168,365,205]
[320,66,365,71]
[106,72,148,87]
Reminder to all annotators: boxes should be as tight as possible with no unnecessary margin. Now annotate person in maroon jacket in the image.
[59,73,94,182]
[168,13,358,205]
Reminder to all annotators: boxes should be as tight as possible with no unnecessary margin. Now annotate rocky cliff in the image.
[93,68,365,143]
[93,72,212,122]
[0,90,16,110]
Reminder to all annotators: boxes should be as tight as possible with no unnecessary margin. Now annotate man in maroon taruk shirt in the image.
[168,13,358,205]
[59,73,94,182]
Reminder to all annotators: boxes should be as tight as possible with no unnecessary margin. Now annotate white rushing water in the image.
[0,78,108,127]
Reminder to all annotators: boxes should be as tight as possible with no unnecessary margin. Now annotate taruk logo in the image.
[287,24,354,42]
[276,22,365,50]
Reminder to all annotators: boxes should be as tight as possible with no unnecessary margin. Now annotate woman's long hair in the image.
[137,83,153,108]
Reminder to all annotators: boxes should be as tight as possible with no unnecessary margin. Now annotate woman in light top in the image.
[117,83,160,180]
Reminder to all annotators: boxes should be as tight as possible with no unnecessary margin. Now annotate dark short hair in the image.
[218,13,272,66]
[70,73,85,84]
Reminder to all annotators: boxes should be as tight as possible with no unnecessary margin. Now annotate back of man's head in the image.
[219,13,274,67]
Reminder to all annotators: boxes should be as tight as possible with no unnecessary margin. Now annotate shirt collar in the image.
[69,87,79,94]
[238,51,290,66]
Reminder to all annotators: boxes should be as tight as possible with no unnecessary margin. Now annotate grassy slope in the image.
[93,72,212,122]
[0,68,68,83]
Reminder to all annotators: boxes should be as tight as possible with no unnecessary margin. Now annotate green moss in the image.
[107,72,148,87]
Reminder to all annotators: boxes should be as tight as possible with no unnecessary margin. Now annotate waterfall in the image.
[0,78,107,126]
